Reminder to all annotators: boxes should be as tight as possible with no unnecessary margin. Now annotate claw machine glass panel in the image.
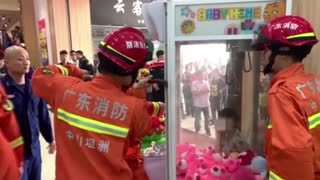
[165,0,292,179]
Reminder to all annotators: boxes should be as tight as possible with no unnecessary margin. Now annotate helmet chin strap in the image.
[263,52,276,75]
[121,69,139,92]
[263,49,293,75]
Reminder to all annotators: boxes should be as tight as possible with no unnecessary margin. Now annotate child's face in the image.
[218,117,236,131]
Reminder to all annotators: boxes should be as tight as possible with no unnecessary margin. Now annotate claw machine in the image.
[163,0,292,179]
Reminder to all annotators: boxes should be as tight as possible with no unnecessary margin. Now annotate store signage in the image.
[196,7,262,21]
[90,0,152,27]
[176,0,286,37]
[113,0,143,16]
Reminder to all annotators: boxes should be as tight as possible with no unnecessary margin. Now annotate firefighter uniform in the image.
[252,16,320,179]
[31,26,164,180]
[266,63,320,179]
[0,84,24,167]
[0,84,23,180]
[1,74,54,180]
[0,131,20,180]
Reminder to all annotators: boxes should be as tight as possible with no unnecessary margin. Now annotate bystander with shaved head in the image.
[2,46,55,180]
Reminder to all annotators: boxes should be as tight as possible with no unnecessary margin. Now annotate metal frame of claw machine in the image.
[165,0,292,179]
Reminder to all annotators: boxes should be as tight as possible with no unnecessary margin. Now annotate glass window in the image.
[175,41,269,169]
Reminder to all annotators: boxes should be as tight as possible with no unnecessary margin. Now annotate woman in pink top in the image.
[191,71,211,136]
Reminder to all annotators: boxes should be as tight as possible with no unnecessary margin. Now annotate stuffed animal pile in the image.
[142,113,166,156]
[176,143,267,180]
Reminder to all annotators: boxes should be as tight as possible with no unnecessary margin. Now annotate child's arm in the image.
[215,131,225,152]
[228,130,249,153]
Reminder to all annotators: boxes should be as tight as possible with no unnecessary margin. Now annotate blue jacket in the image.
[1,74,53,157]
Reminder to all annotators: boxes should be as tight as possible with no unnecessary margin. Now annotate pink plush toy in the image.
[206,146,216,154]
[184,170,201,180]
[176,158,188,176]
[203,165,229,180]
[237,150,255,166]
[176,143,261,180]
[176,143,201,177]
[223,156,242,173]
[230,167,256,180]
[177,143,197,158]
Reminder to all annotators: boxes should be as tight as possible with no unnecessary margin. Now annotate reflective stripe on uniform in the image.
[55,65,69,76]
[269,171,284,180]
[267,122,272,129]
[308,112,320,129]
[152,102,160,117]
[10,136,23,149]
[57,108,129,138]
[159,117,165,123]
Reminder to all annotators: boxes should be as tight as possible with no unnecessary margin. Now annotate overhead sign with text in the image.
[90,0,152,27]
[175,0,286,37]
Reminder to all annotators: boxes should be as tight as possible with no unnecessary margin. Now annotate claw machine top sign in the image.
[175,0,287,39]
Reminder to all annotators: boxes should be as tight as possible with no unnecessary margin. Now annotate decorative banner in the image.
[175,0,286,37]
[38,19,49,66]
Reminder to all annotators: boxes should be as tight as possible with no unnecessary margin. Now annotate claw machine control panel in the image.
[164,0,292,179]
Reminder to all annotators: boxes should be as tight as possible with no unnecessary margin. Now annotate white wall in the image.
[33,0,53,65]
[0,0,19,11]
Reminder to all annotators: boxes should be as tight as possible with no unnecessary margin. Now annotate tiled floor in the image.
[41,112,55,180]
[40,135,55,180]
[40,114,215,179]
[180,116,217,149]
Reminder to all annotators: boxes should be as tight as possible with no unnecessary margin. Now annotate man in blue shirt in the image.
[2,46,55,180]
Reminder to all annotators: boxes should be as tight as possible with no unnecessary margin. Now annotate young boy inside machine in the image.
[215,107,249,154]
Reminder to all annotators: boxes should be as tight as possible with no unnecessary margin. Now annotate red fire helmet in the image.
[252,15,318,51]
[98,26,148,72]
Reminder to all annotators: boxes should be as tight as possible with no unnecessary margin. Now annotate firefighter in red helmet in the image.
[31,26,164,180]
[252,16,320,179]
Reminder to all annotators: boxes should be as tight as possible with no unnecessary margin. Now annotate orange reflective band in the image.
[267,121,272,129]
[152,102,160,117]
[57,108,129,138]
[42,68,54,74]
[55,65,69,76]
[159,117,165,123]
[10,136,24,149]
[308,112,320,129]
[269,170,284,180]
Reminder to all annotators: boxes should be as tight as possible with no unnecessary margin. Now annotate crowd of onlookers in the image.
[1,26,24,48]
[182,63,227,129]
[58,49,94,75]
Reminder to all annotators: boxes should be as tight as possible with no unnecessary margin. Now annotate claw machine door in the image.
[165,0,292,179]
